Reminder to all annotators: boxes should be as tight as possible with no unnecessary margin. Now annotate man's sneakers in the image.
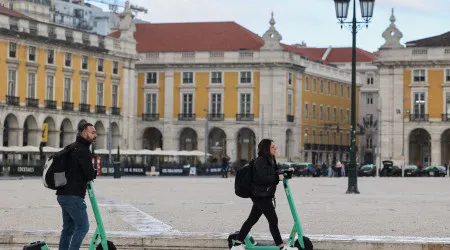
[230,244,245,250]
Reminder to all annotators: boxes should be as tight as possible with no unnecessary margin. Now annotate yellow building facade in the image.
[0,5,137,151]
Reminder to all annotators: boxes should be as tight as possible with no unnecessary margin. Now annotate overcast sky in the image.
[89,0,450,52]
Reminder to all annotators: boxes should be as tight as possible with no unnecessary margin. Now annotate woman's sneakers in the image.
[231,243,245,250]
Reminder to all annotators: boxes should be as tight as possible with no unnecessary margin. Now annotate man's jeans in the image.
[57,195,89,250]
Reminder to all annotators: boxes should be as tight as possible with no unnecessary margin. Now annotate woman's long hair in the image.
[257,139,275,164]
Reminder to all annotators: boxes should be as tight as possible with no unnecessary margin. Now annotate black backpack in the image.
[42,143,77,190]
[234,159,255,198]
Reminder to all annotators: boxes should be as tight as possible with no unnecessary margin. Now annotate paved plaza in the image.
[2,176,450,249]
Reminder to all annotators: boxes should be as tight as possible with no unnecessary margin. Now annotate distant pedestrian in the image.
[341,162,346,177]
[222,154,229,178]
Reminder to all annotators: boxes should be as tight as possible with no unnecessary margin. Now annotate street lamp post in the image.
[334,0,375,194]
[204,109,209,165]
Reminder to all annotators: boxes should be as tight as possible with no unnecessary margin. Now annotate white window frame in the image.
[27,72,36,98]
[81,55,89,70]
[97,58,104,72]
[112,83,119,108]
[47,49,54,65]
[333,107,337,121]
[320,79,324,93]
[327,81,331,95]
[180,91,195,114]
[304,129,309,144]
[319,105,323,120]
[312,78,317,92]
[412,69,427,83]
[305,76,309,91]
[319,130,323,144]
[8,42,17,59]
[288,73,293,85]
[411,90,427,116]
[239,71,252,84]
[326,131,330,144]
[146,72,158,84]
[28,46,36,62]
[445,69,450,83]
[46,75,55,101]
[63,78,71,102]
[112,61,119,75]
[80,79,89,104]
[182,72,194,84]
[340,108,344,123]
[346,109,350,124]
[210,92,224,114]
[443,90,450,115]
[287,90,293,116]
[347,85,350,98]
[312,130,316,144]
[64,52,72,68]
[7,70,17,96]
[145,91,158,114]
[210,71,223,84]
[304,102,309,119]
[327,106,331,121]
[238,91,252,114]
[96,82,104,106]
[367,73,374,85]
[312,104,316,120]
[340,83,344,97]
[334,82,338,96]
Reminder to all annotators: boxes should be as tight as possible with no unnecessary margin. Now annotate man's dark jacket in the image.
[251,156,280,198]
[56,135,96,198]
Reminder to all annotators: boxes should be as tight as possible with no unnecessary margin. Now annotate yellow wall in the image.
[195,72,209,118]
[301,74,359,146]
[0,39,123,111]
[253,72,260,118]
[404,68,444,119]
[0,41,7,101]
[158,72,165,116]
[137,72,145,116]
[173,72,180,117]
[224,72,238,118]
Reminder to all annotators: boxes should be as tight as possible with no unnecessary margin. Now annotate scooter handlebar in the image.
[283,170,293,179]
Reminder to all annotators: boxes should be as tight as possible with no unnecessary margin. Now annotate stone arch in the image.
[236,127,256,161]
[285,129,294,161]
[3,113,19,146]
[23,115,39,146]
[179,127,198,151]
[208,127,227,161]
[43,116,57,147]
[59,118,74,147]
[142,127,163,150]
[77,119,88,131]
[94,121,106,149]
[111,122,120,149]
[441,129,450,165]
[409,128,431,167]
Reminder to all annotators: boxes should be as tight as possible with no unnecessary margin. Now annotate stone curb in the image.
[3,230,450,249]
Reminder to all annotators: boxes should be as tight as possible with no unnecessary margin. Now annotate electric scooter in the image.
[228,170,313,250]
[23,181,116,250]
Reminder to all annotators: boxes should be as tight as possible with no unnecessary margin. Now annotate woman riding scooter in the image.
[231,139,296,250]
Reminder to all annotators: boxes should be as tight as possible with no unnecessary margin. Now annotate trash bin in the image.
[113,162,123,178]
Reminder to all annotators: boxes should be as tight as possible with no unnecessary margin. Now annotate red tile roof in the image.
[406,31,450,47]
[110,21,376,63]
[111,21,264,52]
[0,5,35,21]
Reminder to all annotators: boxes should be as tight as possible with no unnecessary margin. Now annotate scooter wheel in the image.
[96,240,117,250]
[228,231,240,249]
[294,236,313,250]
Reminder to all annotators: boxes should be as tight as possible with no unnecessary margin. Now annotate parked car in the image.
[358,164,376,177]
[404,165,419,177]
[380,160,401,177]
[419,165,447,177]
[291,162,313,177]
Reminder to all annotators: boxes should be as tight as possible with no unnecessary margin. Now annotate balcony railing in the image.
[79,103,90,113]
[26,98,39,107]
[45,100,57,110]
[95,105,106,114]
[6,95,19,106]
[236,113,254,121]
[111,107,120,115]
[409,113,429,122]
[62,102,74,111]
[286,115,294,122]
[442,114,450,122]
[208,113,224,121]
[304,143,311,150]
[142,113,159,121]
[178,113,196,121]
